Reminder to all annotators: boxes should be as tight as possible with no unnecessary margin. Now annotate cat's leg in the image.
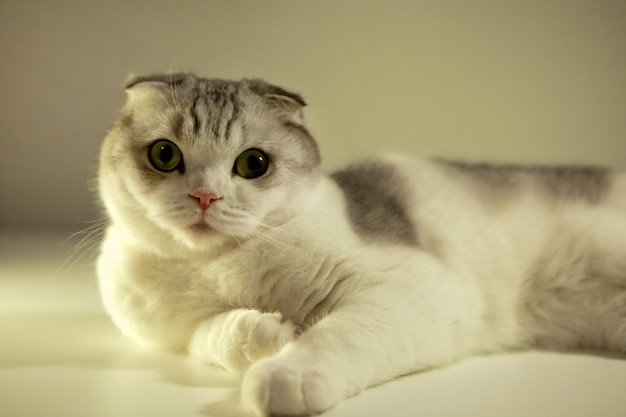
[188,309,297,374]
[241,257,484,416]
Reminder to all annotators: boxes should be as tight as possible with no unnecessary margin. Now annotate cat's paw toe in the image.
[241,354,341,416]
[243,312,296,363]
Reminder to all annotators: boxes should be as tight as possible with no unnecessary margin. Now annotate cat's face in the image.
[99,74,321,250]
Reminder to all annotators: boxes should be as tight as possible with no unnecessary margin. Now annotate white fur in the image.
[98,153,626,416]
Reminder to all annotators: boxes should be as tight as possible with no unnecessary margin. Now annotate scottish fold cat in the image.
[97,73,626,416]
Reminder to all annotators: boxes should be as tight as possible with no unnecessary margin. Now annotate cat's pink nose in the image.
[189,190,220,210]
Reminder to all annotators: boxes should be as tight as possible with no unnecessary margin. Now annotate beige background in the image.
[1,0,625,231]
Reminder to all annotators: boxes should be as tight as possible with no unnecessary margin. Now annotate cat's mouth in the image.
[188,221,213,233]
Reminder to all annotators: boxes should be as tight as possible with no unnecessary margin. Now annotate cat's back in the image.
[330,154,625,262]
[344,154,625,216]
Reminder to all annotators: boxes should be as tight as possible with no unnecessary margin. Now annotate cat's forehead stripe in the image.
[171,112,185,140]
[187,81,242,142]
[191,93,203,135]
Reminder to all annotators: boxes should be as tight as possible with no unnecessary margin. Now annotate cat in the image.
[96,72,626,416]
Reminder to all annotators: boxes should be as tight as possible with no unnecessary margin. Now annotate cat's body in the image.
[97,73,626,416]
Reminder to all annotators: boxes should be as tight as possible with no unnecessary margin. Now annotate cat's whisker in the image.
[169,71,183,112]
[55,218,109,277]
[244,232,278,250]
[229,233,243,248]
[245,226,288,251]
[256,216,303,241]
[61,218,107,245]
[151,88,172,110]
[260,211,304,229]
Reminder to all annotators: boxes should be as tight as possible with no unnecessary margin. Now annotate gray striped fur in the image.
[332,161,419,246]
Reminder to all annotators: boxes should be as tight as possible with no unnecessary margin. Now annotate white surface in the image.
[1,233,625,417]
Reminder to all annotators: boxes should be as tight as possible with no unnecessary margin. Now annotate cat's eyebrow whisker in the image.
[149,87,181,117]
[170,74,183,112]
[152,89,171,110]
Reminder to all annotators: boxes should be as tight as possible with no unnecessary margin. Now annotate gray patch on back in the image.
[439,160,611,204]
[534,165,611,203]
[332,161,419,246]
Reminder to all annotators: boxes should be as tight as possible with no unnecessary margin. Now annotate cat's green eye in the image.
[149,140,183,172]
[234,149,269,179]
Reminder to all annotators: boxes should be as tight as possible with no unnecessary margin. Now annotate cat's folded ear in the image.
[246,79,307,124]
[122,73,185,108]
[245,79,306,111]
[124,73,188,90]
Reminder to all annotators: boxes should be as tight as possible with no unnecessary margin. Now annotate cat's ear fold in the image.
[122,73,183,108]
[246,79,307,122]
[246,79,306,107]
[124,73,187,90]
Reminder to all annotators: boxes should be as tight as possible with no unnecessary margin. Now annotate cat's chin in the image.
[188,222,213,233]
[184,222,217,237]
[175,221,239,252]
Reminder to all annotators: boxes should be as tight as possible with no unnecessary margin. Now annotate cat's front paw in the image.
[191,310,297,374]
[241,351,345,417]
[241,312,296,365]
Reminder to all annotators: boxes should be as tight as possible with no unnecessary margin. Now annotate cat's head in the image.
[98,73,321,252]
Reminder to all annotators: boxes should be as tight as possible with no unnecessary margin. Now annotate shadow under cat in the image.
[0,313,244,385]
[0,313,250,416]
